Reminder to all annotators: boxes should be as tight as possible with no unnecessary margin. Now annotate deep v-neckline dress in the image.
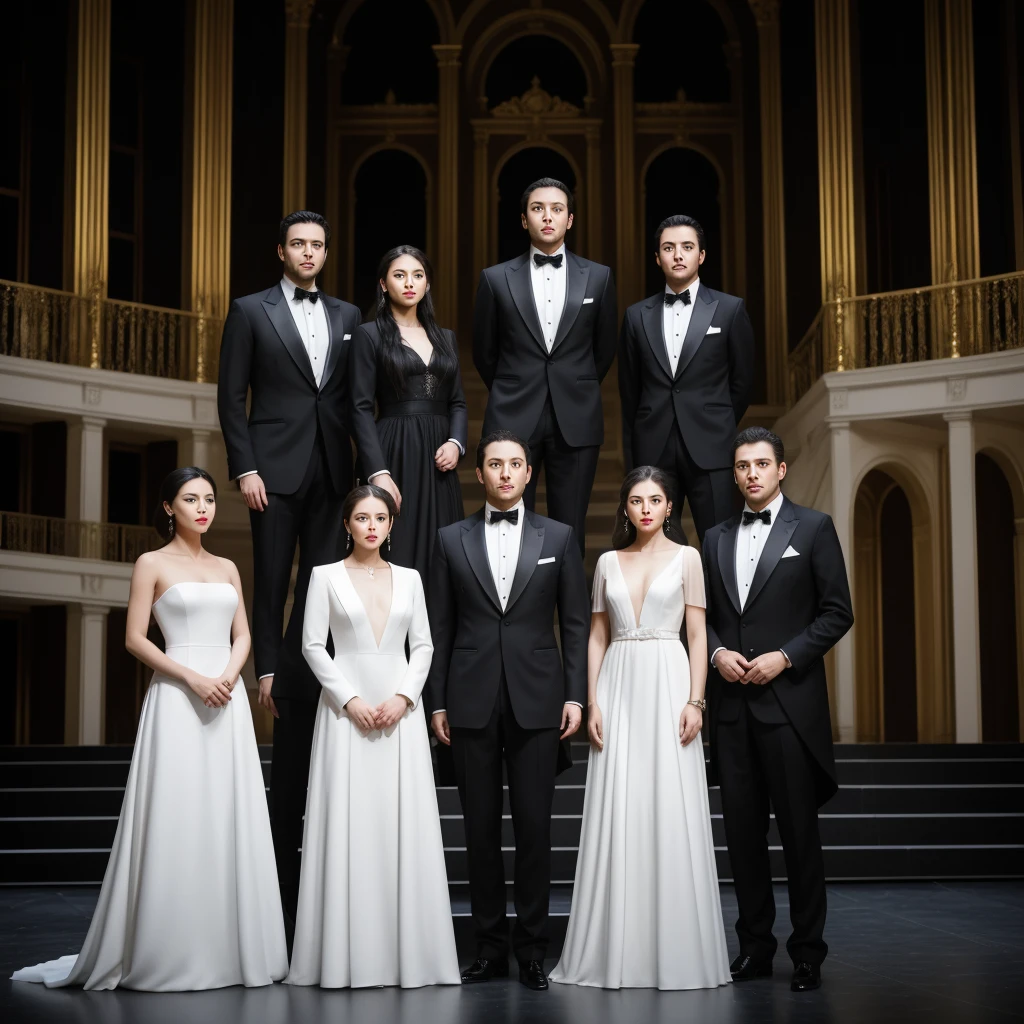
[549,547,732,990]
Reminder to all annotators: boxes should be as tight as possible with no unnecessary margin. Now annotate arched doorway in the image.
[976,452,1020,741]
[643,148,722,296]
[495,148,576,265]
[351,150,429,317]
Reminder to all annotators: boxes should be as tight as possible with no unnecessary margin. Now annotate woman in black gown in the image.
[349,245,467,583]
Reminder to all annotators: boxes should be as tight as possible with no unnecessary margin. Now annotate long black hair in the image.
[611,465,688,550]
[153,467,217,542]
[373,245,458,392]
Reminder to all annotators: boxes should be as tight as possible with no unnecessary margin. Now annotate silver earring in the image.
[387,534,391,552]
[346,532,352,550]
[168,515,175,536]
[664,517,670,534]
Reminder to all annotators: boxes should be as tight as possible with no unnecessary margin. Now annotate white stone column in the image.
[183,428,211,470]
[830,421,856,741]
[945,411,981,741]
[66,416,106,521]
[66,602,109,745]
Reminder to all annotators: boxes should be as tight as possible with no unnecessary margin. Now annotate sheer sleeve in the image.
[591,553,608,613]
[682,546,706,608]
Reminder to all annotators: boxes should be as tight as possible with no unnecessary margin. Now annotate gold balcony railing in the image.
[787,270,1024,406]
[0,280,223,383]
[0,511,161,563]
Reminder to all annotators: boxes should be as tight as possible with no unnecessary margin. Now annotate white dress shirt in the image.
[282,275,328,387]
[529,244,567,351]
[485,499,525,610]
[662,277,700,376]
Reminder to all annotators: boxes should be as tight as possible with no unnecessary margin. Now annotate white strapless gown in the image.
[549,547,732,990]
[11,582,288,991]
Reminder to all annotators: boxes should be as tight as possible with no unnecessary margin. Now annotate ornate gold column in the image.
[65,0,111,302]
[924,0,980,284]
[750,0,788,403]
[282,0,315,214]
[814,0,860,319]
[184,0,233,332]
[433,44,462,327]
[610,44,640,309]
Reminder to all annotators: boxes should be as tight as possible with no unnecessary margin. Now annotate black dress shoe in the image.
[730,954,773,981]
[791,962,821,991]
[518,960,549,990]
[460,958,509,983]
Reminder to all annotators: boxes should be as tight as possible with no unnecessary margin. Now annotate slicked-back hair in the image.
[732,426,785,465]
[279,210,331,250]
[476,429,532,470]
[520,178,575,216]
[655,214,706,253]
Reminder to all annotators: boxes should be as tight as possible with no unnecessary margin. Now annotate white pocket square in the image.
[706,326,722,335]
[582,297,594,305]
[343,333,352,340]
[782,546,800,558]
[537,556,556,565]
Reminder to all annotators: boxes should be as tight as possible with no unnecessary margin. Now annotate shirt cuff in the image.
[779,649,792,668]
[710,646,726,668]
[565,701,583,708]
[367,470,390,481]
[258,673,273,681]
[432,709,446,715]
[447,438,465,456]
[237,470,259,479]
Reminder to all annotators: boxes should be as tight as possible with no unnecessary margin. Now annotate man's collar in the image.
[485,497,525,519]
[664,277,699,298]
[282,273,318,296]
[529,243,566,262]
[743,489,784,518]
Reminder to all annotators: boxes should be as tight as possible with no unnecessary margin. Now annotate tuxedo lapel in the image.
[744,499,800,610]
[462,516,503,614]
[505,255,547,354]
[504,514,544,612]
[319,295,345,390]
[551,252,589,352]
[262,286,317,390]
[640,295,673,381]
[674,288,719,380]
[717,518,742,616]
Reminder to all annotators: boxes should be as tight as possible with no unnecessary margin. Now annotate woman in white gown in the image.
[550,466,732,991]
[285,484,460,989]
[12,467,287,991]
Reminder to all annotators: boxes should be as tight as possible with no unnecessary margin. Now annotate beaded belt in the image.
[611,627,679,642]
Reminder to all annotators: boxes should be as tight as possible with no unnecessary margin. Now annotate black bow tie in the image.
[533,252,563,269]
[742,509,771,526]
[488,508,519,525]
[665,289,691,307]
[294,286,320,303]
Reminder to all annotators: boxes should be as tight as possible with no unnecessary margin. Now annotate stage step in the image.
[1,742,1021,886]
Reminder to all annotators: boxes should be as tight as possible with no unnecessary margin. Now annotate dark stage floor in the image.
[2,882,1023,1024]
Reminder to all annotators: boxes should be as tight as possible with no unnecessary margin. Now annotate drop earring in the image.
[387,534,392,553]
[168,514,175,537]
[664,517,670,534]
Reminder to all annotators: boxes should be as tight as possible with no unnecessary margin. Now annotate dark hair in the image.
[654,214,706,253]
[342,485,399,553]
[279,210,331,250]
[476,429,532,470]
[373,245,458,393]
[612,465,688,550]
[732,426,785,464]
[520,177,575,216]
[154,467,217,542]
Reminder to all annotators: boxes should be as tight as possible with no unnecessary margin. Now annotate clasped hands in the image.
[344,694,412,733]
[715,649,788,686]
[187,672,237,708]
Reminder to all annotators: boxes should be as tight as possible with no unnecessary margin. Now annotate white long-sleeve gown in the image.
[550,547,732,990]
[285,563,460,989]
[11,582,287,991]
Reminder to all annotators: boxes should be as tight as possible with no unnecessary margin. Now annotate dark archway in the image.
[496,148,576,265]
[879,482,918,741]
[644,148,722,296]
[634,0,731,103]
[341,2,439,104]
[484,36,588,109]
[976,452,1020,741]
[352,150,428,317]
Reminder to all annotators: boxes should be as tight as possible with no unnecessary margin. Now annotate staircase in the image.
[2,742,1021,887]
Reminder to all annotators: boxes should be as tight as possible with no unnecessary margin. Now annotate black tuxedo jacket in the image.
[424,508,589,730]
[702,497,854,804]
[619,285,754,471]
[217,284,362,495]
[473,250,617,448]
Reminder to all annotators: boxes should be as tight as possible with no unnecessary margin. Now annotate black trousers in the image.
[656,425,737,546]
[716,702,828,966]
[523,400,599,556]
[450,677,560,963]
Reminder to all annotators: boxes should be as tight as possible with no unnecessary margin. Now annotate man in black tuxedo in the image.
[473,178,617,554]
[217,210,361,932]
[426,430,589,990]
[619,214,754,544]
[702,426,853,993]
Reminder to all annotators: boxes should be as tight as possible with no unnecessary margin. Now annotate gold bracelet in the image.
[687,698,706,712]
